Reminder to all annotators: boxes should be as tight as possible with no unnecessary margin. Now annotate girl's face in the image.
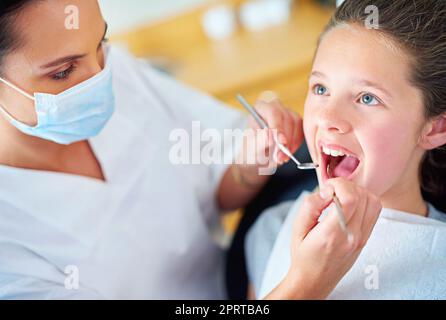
[304,24,427,198]
[0,0,107,127]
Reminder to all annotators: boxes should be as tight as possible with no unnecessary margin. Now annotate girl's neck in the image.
[382,189,428,217]
[381,176,428,217]
[380,147,429,217]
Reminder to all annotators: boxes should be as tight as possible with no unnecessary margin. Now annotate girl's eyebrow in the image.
[353,77,393,99]
[309,70,392,99]
[309,70,326,80]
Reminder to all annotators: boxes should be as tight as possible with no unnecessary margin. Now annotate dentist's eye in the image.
[359,93,380,106]
[51,64,76,81]
[313,84,328,96]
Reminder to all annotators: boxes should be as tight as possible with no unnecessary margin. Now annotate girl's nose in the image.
[318,104,352,134]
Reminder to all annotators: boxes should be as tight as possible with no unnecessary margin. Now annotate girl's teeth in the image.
[331,150,343,157]
[322,146,345,157]
[322,146,331,155]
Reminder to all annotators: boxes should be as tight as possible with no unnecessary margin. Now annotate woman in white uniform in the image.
[0,0,382,299]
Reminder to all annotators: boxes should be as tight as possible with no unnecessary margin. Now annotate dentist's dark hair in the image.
[319,0,446,213]
[0,0,38,76]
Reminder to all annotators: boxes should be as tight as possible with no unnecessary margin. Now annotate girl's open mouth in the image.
[320,144,361,181]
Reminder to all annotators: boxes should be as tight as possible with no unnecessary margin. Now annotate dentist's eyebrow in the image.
[39,22,108,70]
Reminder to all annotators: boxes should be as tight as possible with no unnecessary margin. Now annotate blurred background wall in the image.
[100,0,335,115]
[99,0,209,34]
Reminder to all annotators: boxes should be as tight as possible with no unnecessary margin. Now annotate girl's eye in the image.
[51,64,76,81]
[359,93,380,106]
[313,84,328,96]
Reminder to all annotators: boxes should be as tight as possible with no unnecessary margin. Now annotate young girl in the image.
[246,0,446,299]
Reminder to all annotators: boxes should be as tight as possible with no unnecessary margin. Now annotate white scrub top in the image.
[0,46,247,299]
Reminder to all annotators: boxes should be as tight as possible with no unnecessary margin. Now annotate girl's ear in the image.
[419,114,446,150]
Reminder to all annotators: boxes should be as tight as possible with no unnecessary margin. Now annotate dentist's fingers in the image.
[254,100,288,163]
[293,185,335,242]
[247,115,262,130]
[284,185,381,300]
[320,179,382,251]
[263,102,302,163]
[317,179,364,248]
[324,178,360,224]
[255,100,284,132]
[252,92,304,165]
[255,128,275,152]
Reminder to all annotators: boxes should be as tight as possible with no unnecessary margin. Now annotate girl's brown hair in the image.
[322,0,446,212]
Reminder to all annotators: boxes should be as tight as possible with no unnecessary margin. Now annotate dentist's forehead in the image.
[5,0,104,70]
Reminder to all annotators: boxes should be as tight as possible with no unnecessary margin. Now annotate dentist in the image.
[0,0,379,299]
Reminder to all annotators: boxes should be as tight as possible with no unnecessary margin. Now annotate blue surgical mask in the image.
[0,47,115,145]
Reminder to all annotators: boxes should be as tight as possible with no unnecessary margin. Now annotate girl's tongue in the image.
[329,155,360,178]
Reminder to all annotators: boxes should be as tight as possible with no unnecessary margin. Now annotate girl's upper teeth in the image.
[322,146,345,157]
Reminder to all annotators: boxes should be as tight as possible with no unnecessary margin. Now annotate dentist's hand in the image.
[265,178,382,300]
[236,91,304,170]
[220,92,304,211]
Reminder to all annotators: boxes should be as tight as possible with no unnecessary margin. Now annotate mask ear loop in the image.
[0,77,35,101]
[0,77,38,126]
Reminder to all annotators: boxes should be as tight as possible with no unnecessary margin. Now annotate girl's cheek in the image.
[360,122,416,195]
